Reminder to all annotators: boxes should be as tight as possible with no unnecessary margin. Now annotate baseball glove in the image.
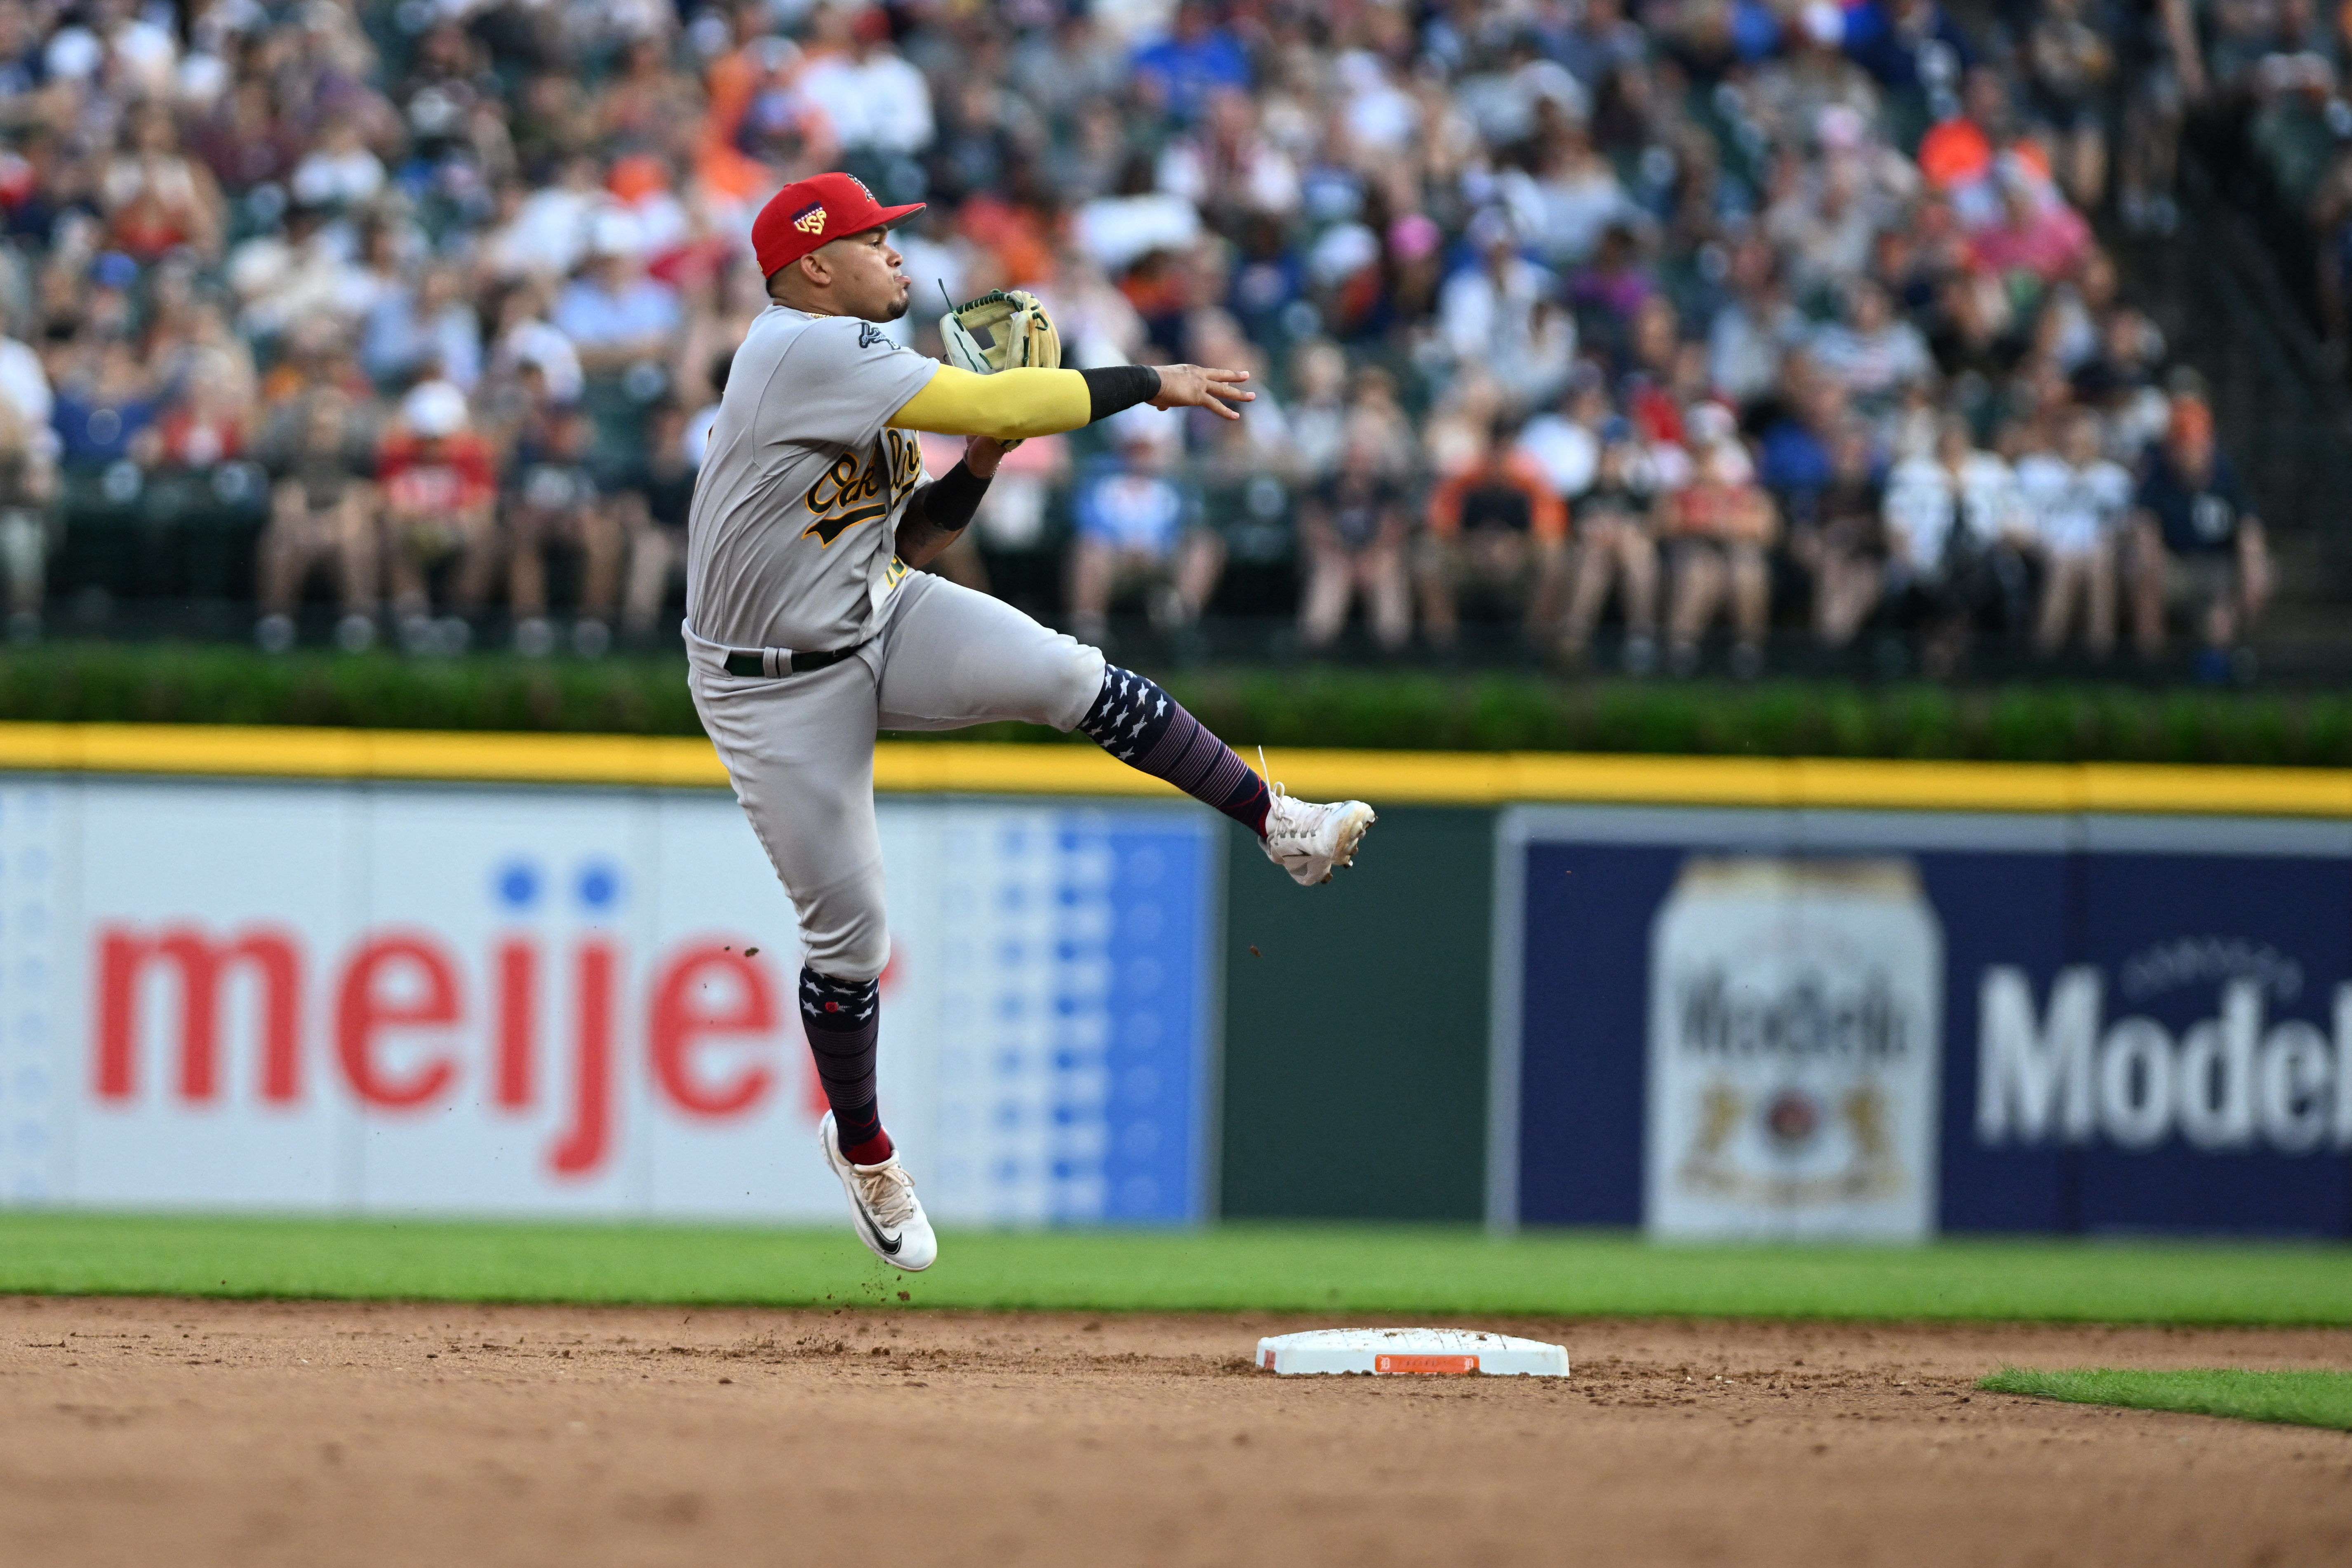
[938,289,1059,453]
[941,288,1062,376]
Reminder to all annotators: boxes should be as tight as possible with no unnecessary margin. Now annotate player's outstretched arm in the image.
[885,360,1254,569]
[889,366,1087,441]
[887,364,1254,442]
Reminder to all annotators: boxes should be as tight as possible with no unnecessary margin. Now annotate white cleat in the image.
[817,1112,938,1272]
[1261,781,1376,886]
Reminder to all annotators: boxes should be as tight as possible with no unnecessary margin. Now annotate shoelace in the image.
[855,1160,920,1231]
[1257,748,1312,849]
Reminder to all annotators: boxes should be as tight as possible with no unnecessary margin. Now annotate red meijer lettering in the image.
[336,935,462,1110]
[97,926,303,1104]
[87,924,787,1180]
[651,946,777,1118]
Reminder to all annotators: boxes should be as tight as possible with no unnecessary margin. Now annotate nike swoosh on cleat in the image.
[872,1226,902,1256]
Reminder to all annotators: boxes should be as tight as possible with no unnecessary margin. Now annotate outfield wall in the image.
[0,724,2345,1237]
[1493,807,2352,1242]
[0,761,1216,1225]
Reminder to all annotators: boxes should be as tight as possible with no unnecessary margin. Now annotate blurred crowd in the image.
[0,0,2278,677]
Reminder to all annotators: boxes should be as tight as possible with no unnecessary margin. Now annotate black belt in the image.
[721,642,863,678]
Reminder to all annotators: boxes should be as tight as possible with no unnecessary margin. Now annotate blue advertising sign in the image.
[1491,807,2352,1238]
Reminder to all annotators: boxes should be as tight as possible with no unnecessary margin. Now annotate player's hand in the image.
[964,434,1007,477]
[1149,364,1254,421]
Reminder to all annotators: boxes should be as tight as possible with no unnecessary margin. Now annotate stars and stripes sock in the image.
[799,967,892,1164]
[1077,665,1272,837]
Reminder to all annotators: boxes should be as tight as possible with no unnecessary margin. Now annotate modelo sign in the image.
[1978,962,2352,1156]
[1644,858,1940,1240]
[0,779,1215,1223]
[1498,808,2352,1238]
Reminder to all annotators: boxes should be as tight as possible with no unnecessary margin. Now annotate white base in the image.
[1255,1327,1569,1377]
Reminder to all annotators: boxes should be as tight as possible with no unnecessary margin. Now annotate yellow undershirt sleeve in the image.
[886,365,1093,441]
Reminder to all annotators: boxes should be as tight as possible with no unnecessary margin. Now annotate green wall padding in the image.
[1218,808,1495,1220]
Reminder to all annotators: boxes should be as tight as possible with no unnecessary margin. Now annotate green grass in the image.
[1978,1368,2352,1430]
[1,1214,2349,1322]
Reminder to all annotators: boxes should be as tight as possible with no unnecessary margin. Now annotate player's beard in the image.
[877,287,910,323]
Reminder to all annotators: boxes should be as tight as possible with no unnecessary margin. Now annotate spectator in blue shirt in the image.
[362,263,483,392]
[2129,394,2269,678]
[552,221,681,381]
[1757,373,1845,516]
[1131,2,1251,125]
[50,341,167,469]
[1067,418,1222,651]
[1843,0,1976,93]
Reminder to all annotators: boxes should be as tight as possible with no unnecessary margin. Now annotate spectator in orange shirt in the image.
[378,380,500,651]
[1415,418,1570,651]
[1917,70,2056,230]
[1659,407,1779,677]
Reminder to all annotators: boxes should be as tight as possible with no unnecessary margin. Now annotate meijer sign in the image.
[0,780,1214,1223]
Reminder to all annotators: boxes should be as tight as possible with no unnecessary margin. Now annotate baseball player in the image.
[687,173,1375,1271]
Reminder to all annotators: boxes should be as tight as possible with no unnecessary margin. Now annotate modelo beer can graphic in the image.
[1644,858,1943,1240]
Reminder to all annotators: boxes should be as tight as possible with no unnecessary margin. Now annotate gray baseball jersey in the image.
[685,303,941,652]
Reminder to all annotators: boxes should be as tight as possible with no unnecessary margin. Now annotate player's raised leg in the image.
[874,574,1375,882]
[1075,665,1375,885]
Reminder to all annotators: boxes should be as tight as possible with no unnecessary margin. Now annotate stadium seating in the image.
[0,0,2333,682]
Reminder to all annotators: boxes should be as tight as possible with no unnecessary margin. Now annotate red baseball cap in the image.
[752,172,923,279]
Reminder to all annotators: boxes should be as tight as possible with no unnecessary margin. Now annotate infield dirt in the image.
[3,1296,2348,1567]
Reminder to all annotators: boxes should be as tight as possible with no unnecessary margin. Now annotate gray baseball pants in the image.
[687,573,1106,979]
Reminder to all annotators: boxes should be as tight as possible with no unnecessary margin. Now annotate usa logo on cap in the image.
[753,171,925,279]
